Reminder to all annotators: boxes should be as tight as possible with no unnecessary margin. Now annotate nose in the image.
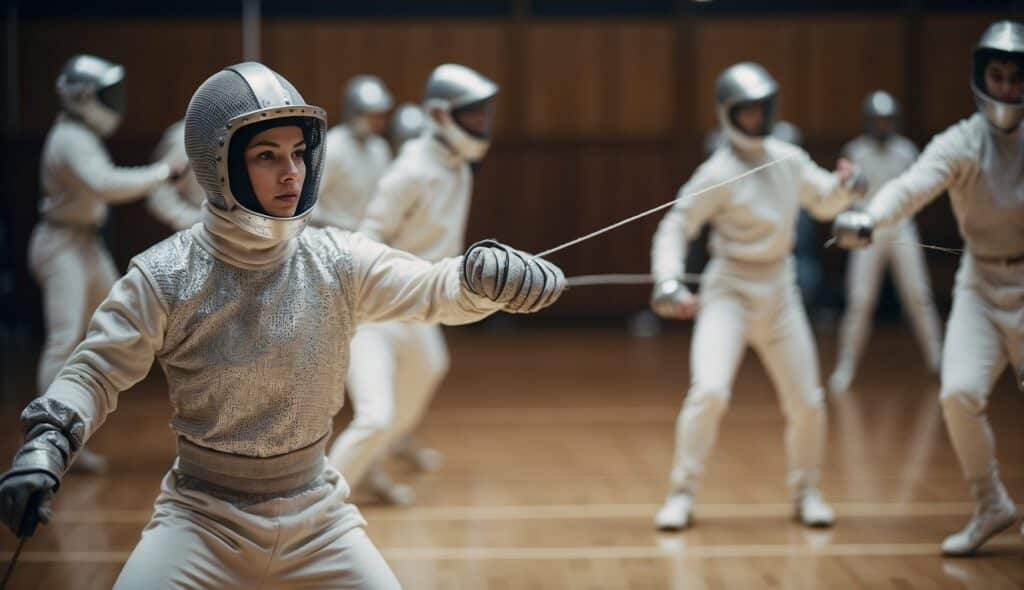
[281,157,299,183]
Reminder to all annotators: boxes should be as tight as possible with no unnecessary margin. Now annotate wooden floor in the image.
[1,324,1022,589]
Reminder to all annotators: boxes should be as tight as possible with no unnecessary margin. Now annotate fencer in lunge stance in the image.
[146,119,206,231]
[327,64,499,505]
[834,20,1024,556]
[650,62,865,531]
[29,54,182,474]
[311,75,394,232]
[0,62,564,588]
[828,91,944,395]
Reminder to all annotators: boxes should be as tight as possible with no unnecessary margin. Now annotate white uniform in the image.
[146,120,205,231]
[652,138,856,492]
[834,134,944,380]
[312,124,392,231]
[38,206,501,588]
[29,113,170,392]
[866,113,1024,482]
[328,135,471,486]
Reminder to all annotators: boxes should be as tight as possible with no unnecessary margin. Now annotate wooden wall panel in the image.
[524,22,674,138]
[805,18,905,140]
[920,14,1004,134]
[262,22,510,133]
[18,20,242,142]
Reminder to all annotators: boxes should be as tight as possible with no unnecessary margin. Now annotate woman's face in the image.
[984,60,1022,103]
[244,125,306,218]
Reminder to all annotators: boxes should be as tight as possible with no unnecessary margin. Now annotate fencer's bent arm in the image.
[796,150,858,221]
[33,268,167,444]
[866,132,960,230]
[346,231,501,325]
[146,182,202,231]
[60,124,170,203]
[651,162,726,283]
[356,168,420,244]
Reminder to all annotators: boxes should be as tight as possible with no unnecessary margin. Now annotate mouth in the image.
[273,192,299,204]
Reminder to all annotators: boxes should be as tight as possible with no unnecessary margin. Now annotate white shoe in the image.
[366,469,416,506]
[828,364,854,395]
[941,474,1017,556]
[69,447,109,475]
[405,447,444,473]
[654,490,693,531]
[796,487,835,527]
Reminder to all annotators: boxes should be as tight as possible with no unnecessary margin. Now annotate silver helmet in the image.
[715,62,779,152]
[55,54,126,137]
[423,64,499,161]
[862,90,901,140]
[184,62,327,241]
[390,102,427,149]
[341,74,394,138]
[971,20,1024,131]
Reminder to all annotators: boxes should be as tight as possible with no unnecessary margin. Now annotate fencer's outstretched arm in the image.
[650,160,728,283]
[59,121,171,203]
[356,166,421,244]
[865,129,961,229]
[347,232,564,325]
[146,183,202,231]
[0,269,165,537]
[796,149,864,221]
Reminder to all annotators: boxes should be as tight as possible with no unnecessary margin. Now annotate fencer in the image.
[146,119,206,231]
[312,75,394,232]
[29,54,181,473]
[829,90,944,394]
[833,20,1024,556]
[0,62,563,589]
[650,62,865,531]
[327,64,500,506]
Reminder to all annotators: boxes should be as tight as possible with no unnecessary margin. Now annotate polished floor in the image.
[1,324,1022,589]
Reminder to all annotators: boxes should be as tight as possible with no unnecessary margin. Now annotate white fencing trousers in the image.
[836,221,943,373]
[28,222,119,392]
[939,256,1024,482]
[670,258,826,493]
[328,322,450,486]
[113,468,401,589]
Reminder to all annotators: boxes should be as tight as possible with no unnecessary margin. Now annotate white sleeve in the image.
[357,165,421,244]
[146,180,202,231]
[651,160,727,282]
[41,267,167,443]
[61,126,171,203]
[796,149,855,221]
[867,129,962,229]
[348,232,501,325]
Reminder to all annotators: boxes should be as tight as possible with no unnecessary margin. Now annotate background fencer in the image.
[327,64,499,506]
[29,54,183,474]
[0,61,565,589]
[650,62,865,531]
[146,119,206,231]
[312,75,394,232]
[834,20,1024,556]
[829,90,944,395]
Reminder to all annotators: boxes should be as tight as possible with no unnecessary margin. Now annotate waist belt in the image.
[42,218,100,232]
[176,434,327,495]
[973,252,1024,266]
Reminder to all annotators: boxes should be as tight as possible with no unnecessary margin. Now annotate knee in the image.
[784,387,825,421]
[353,407,396,435]
[684,384,731,417]
[940,387,986,417]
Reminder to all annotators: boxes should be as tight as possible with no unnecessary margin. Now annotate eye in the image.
[293,149,306,160]
[257,150,275,161]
